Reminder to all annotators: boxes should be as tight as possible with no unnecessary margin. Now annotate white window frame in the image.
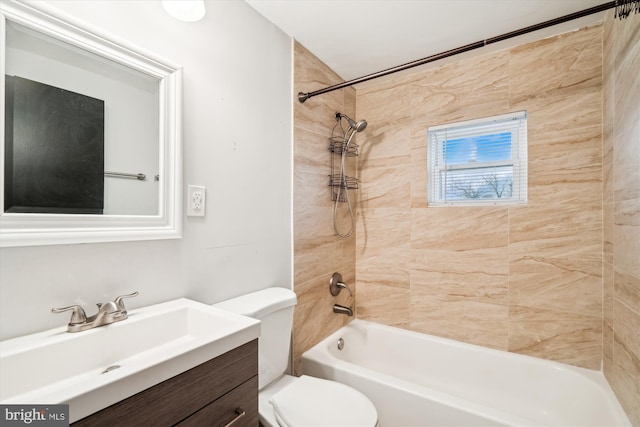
[427,111,528,206]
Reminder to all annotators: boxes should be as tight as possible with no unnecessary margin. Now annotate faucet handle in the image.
[52,305,87,324]
[114,291,139,311]
[329,272,353,297]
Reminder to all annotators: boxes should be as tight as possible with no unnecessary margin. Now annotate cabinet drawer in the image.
[73,340,258,426]
[177,376,258,427]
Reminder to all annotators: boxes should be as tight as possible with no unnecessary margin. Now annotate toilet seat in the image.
[269,375,378,427]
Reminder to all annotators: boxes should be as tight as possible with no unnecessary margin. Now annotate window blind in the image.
[427,111,528,206]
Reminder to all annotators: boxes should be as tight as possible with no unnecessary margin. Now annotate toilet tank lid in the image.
[213,287,297,319]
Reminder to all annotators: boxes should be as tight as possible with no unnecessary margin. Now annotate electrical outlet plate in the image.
[187,185,206,217]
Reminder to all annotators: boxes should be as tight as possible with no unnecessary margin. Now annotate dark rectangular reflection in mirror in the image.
[4,75,105,214]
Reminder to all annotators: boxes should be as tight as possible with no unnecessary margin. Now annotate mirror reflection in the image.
[4,20,160,216]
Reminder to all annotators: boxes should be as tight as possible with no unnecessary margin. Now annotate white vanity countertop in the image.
[0,298,260,422]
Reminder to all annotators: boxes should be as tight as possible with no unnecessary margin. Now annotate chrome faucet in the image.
[52,291,138,333]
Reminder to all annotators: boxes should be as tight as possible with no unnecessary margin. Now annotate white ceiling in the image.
[245,0,609,81]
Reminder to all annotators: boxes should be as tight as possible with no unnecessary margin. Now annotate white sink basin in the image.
[0,298,260,422]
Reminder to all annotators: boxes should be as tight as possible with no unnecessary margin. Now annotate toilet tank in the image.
[213,287,297,389]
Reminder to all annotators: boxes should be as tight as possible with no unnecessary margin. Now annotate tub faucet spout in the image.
[333,304,353,316]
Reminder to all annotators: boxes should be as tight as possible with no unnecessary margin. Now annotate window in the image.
[427,111,527,206]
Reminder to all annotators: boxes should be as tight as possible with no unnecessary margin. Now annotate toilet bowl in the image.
[214,287,378,427]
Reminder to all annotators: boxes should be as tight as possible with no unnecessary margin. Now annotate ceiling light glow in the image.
[162,1,206,22]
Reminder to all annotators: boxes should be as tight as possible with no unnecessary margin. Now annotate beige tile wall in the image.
[355,25,605,370]
[602,11,640,426]
[293,16,638,424]
[292,41,356,374]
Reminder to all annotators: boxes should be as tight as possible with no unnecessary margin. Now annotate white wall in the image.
[0,0,293,340]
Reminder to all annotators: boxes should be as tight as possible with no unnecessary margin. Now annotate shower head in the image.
[353,119,367,132]
[336,113,368,133]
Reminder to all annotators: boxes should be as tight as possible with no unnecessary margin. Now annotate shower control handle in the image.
[330,272,353,297]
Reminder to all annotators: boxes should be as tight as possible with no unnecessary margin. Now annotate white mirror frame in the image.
[0,1,182,247]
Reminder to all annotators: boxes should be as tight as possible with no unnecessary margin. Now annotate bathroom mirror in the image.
[0,2,182,246]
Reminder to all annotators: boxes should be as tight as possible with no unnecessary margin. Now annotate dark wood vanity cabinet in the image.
[72,340,258,427]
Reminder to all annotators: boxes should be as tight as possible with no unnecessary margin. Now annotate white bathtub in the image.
[301,319,631,427]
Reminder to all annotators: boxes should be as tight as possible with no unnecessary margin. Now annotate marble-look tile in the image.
[294,43,350,139]
[294,94,344,138]
[604,202,614,265]
[614,269,640,360]
[603,322,614,380]
[603,15,615,208]
[357,118,413,162]
[356,85,414,126]
[345,87,356,118]
[411,206,508,250]
[293,265,355,375]
[526,150,602,195]
[411,296,508,350]
[513,90,602,201]
[295,250,353,288]
[357,65,419,97]
[293,40,357,368]
[293,168,333,208]
[356,208,411,249]
[356,282,410,328]
[603,14,640,422]
[613,115,640,203]
[508,304,602,369]
[612,7,640,66]
[508,228,602,263]
[410,244,509,350]
[411,248,509,305]
[611,335,640,426]
[527,132,601,184]
[358,155,411,209]
[525,180,602,208]
[604,261,615,328]
[294,205,351,249]
[351,24,607,371]
[294,208,353,285]
[509,256,602,316]
[508,203,602,261]
[613,30,640,132]
[509,25,602,103]
[410,144,428,209]
[356,70,419,124]
[520,89,602,151]
[614,199,640,278]
[612,35,639,202]
[410,50,510,122]
[615,268,640,313]
[603,87,615,207]
[294,126,338,175]
[356,246,410,289]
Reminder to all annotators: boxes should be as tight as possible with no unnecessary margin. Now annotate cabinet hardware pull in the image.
[223,408,246,427]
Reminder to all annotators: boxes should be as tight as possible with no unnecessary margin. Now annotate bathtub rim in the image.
[301,318,631,427]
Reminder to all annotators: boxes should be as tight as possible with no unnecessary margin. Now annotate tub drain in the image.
[102,365,121,374]
[337,338,344,350]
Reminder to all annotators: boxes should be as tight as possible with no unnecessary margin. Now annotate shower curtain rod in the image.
[297,1,616,103]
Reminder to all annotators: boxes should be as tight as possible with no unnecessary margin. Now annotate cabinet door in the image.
[177,376,258,427]
[72,340,257,426]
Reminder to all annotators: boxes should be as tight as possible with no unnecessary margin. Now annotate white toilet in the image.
[214,287,379,427]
